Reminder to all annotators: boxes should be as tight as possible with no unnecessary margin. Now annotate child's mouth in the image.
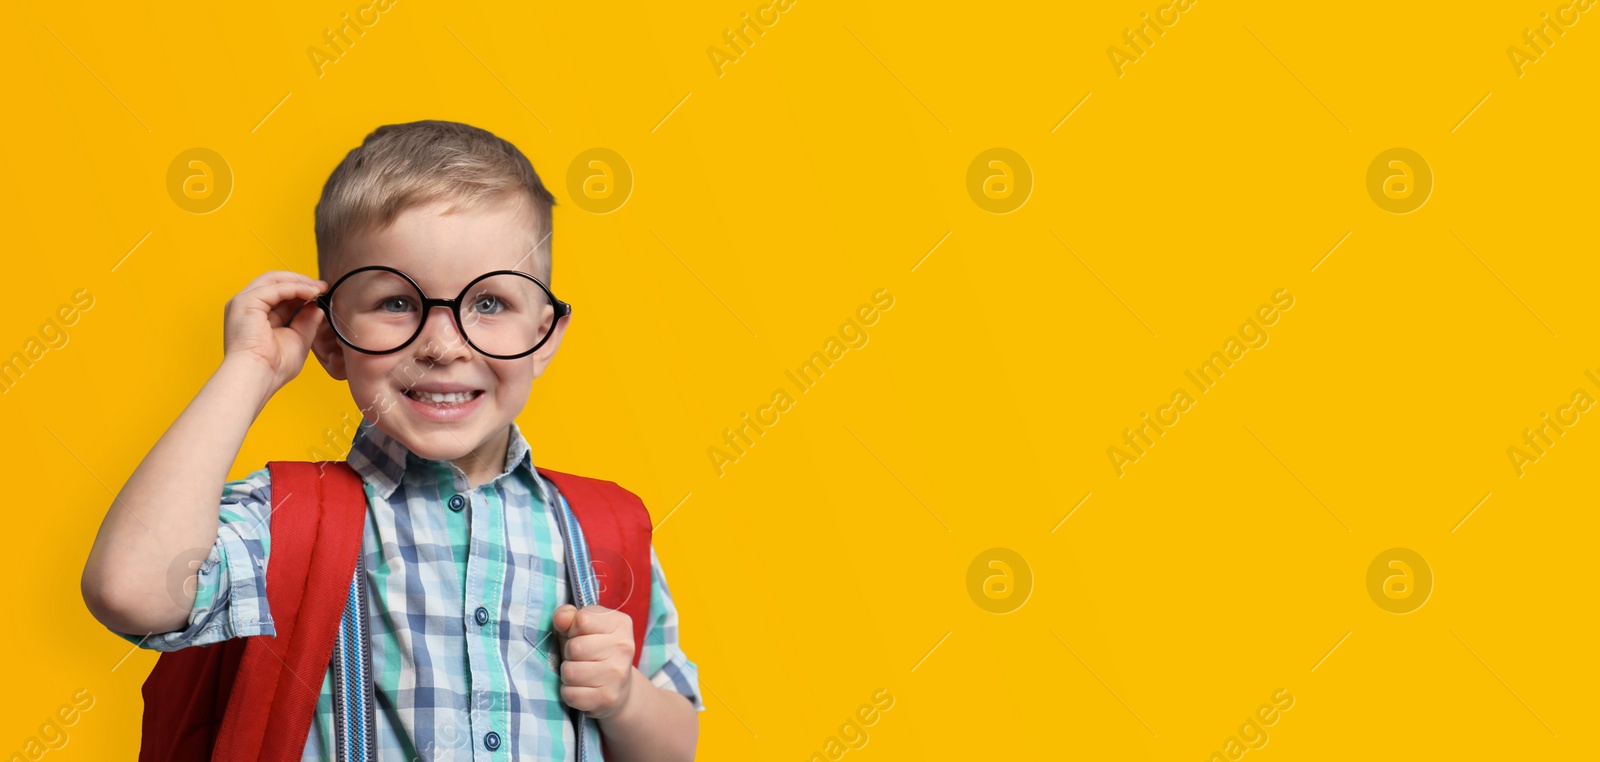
[404,389,484,406]
[401,389,486,422]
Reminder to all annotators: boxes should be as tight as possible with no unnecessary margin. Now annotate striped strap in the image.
[331,554,378,762]
[543,474,599,762]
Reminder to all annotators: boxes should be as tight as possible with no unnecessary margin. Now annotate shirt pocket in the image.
[515,552,565,677]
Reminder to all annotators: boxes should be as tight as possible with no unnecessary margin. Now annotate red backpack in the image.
[137,460,653,761]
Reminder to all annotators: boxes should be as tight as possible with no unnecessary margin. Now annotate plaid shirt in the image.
[111,420,704,760]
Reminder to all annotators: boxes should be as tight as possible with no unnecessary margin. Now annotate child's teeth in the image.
[412,390,474,404]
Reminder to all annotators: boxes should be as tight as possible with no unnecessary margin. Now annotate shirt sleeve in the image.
[637,544,705,712]
[108,467,277,651]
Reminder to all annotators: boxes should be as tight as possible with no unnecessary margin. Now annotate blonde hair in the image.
[314,120,556,281]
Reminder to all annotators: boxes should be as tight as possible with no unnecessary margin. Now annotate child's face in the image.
[311,194,565,479]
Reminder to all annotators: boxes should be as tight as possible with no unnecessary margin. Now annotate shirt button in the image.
[483,731,501,751]
[448,494,466,512]
[474,606,489,625]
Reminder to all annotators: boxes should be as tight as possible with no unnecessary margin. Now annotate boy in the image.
[80,120,703,760]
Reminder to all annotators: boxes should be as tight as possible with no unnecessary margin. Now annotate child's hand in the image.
[221,271,327,394]
[552,604,636,720]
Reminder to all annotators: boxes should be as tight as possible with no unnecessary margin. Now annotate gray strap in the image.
[331,554,379,762]
[541,474,595,762]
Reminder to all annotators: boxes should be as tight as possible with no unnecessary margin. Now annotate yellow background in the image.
[2,0,1596,758]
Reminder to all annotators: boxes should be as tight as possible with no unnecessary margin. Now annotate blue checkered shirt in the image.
[110,420,704,760]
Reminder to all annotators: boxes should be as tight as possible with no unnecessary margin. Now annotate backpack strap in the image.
[534,467,653,664]
[330,553,379,761]
[211,461,369,761]
[534,467,655,762]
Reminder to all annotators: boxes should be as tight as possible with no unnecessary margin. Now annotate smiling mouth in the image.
[404,389,485,405]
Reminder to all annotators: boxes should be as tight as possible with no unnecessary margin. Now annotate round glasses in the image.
[315,266,572,360]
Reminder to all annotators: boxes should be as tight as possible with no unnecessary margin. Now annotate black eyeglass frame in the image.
[315,265,572,360]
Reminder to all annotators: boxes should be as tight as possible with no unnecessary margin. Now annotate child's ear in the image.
[528,312,571,379]
[310,318,347,381]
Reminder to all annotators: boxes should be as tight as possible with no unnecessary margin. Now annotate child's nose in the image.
[414,305,470,358]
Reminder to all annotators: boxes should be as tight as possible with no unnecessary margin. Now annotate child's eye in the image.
[472,295,504,315]
[379,297,415,313]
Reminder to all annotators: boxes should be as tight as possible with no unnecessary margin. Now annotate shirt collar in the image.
[345,419,535,500]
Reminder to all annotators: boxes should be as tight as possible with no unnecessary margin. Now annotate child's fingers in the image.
[237,279,326,313]
[552,604,579,638]
[566,606,623,638]
[558,659,609,688]
[238,281,326,328]
[242,270,324,293]
[561,632,630,662]
[266,297,303,329]
[288,300,324,343]
[292,299,324,325]
[559,685,604,712]
[242,274,327,305]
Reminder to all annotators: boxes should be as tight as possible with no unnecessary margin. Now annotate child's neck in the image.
[449,425,512,489]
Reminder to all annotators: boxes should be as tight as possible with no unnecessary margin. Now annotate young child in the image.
[80,120,703,760]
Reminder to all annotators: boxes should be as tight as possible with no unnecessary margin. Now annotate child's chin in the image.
[396,427,482,460]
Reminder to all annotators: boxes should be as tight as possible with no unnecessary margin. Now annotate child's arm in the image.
[594,667,698,761]
[80,271,326,636]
